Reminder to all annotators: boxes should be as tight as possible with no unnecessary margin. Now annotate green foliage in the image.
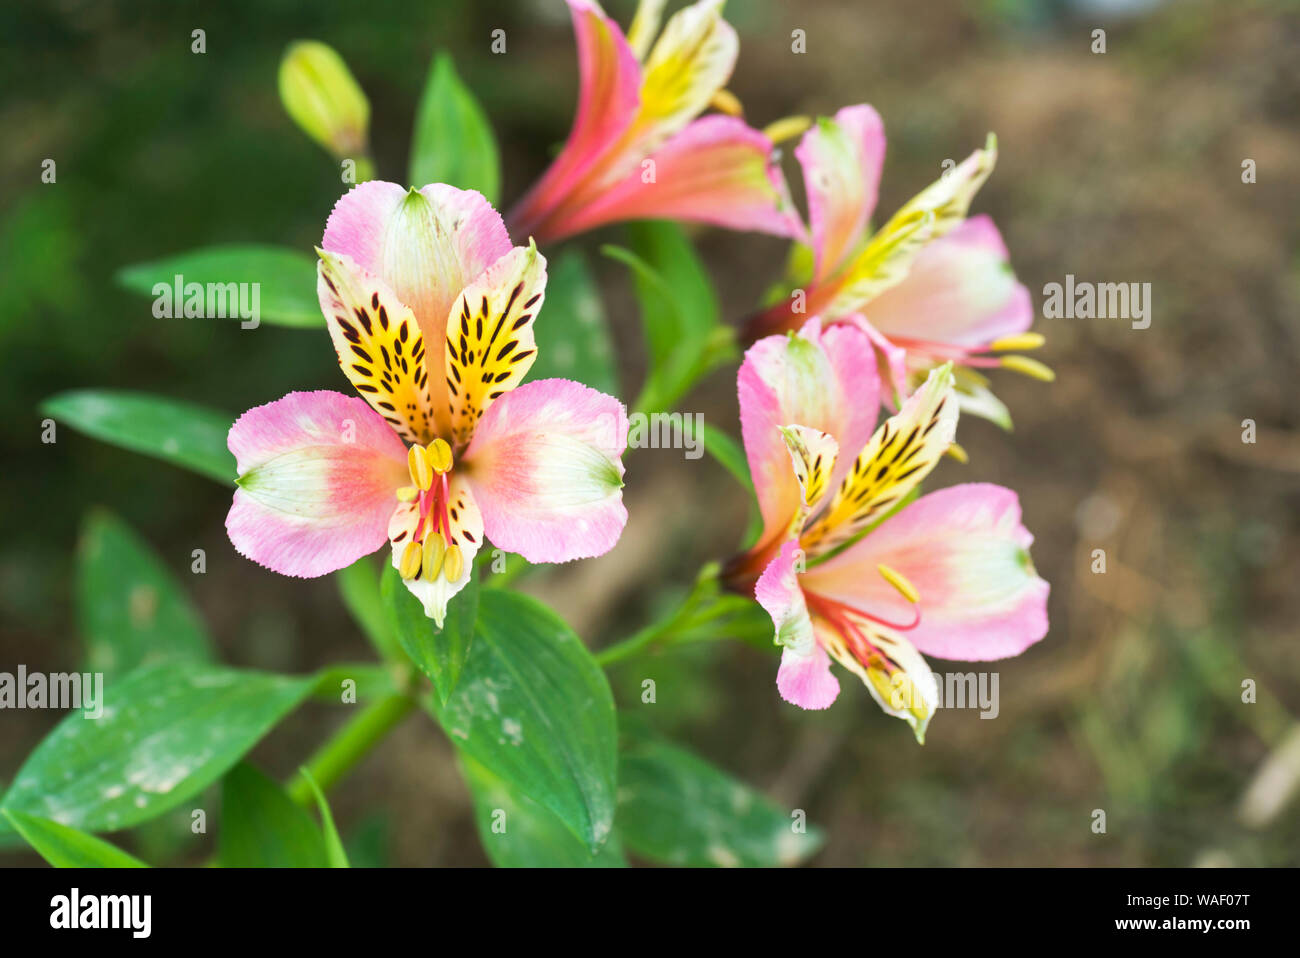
[603,222,733,415]
[2,809,148,868]
[526,249,619,396]
[409,53,500,203]
[461,756,625,868]
[0,661,315,834]
[218,763,328,868]
[116,245,322,328]
[300,769,350,868]
[42,390,235,484]
[426,590,618,852]
[77,509,212,680]
[616,723,824,867]
[383,562,479,705]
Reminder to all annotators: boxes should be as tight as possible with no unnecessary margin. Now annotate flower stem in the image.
[595,563,725,667]
[285,692,416,806]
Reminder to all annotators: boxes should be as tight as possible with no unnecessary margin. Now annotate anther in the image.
[398,540,422,580]
[426,437,453,474]
[877,563,920,604]
[989,332,1046,352]
[763,115,813,146]
[1000,355,1056,382]
[709,89,744,117]
[421,533,446,582]
[443,543,464,583]
[408,444,433,491]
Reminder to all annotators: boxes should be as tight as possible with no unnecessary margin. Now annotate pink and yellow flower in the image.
[725,319,1049,739]
[226,182,629,624]
[744,105,1049,426]
[506,0,800,245]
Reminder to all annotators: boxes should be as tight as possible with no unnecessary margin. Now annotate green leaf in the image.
[382,562,478,705]
[217,763,327,868]
[0,661,315,833]
[337,556,402,663]
[426,590,617,851]
[460,755,625,868]
[77,509,212,680]
[409,53,500,203]
[603,222,730,414]
[2,809,148,867]
[616,724,824,867]
[525,250,618,396]
[116,244,321,328]
[42,389,235,484]
[697,421,762,548]
[300,768,350,867]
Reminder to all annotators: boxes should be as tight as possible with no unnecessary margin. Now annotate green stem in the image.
[595,564,722,667]
[285,692,416,806]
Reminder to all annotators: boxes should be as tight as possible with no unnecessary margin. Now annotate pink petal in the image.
[226,390,409,578]
[460,378,628,564]
[550,115,802,239]
[739,318,880,550]
[803,483,1050,661]
[507,0,642,241]
[756,540,839,710]
[864,215,1033,349]
[321,181,512,345]
[796,104,886,282]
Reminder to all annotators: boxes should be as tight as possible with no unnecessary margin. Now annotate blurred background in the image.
[2,0,1298,866]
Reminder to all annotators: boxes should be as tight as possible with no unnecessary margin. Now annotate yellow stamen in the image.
[408,444,433,491]
[877,563,920,604]
[894,671,931,722]
[443,543,464,583]
[398,540,422,580]
[395,485,419,503]
[762,115,812,146]
[945,441,969,464]
[865,662,896,708]
[709,88,744,117]
[989,332,1046,352]
[426,437,453,474]
[1000,355,1056,382]
[421,533,446,582]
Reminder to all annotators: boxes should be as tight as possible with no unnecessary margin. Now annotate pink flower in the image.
[226,182,629,624]
[744,105,1050,425]
[727,319,1049,740]
[506,0,801,245]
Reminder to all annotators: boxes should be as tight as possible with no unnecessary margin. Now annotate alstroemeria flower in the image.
[506,0,800,245]
[727,319,1049,740]
[744,105,1049,426]
[226,182,629,624]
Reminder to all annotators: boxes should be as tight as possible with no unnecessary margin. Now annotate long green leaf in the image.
[460,755,625,868]
[0,661,316,834]
[77,509,212,680]
[409,53,500,202]
[2,809,148,867]
[217,763,327,867]
[525,250,618,396]
[383,562,478,705]
[426,590,617,851]
[616,723,824,867]
[116,244,321,328]
[300,769,350,867]
[42,390,235,484]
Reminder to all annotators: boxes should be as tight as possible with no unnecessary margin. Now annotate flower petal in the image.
[317,248,437,444]
[805,483,1050,661]
[226,391,408,578]
[739,319,881,550]
[796,105,886,282]
[387,474,483,627]
[803,363,958,557]
[322,181,513,434]
[634,0,737,154]
[445,242,548,447]
[864,215,1033,350]
[461,378,627,564]
[826,135,998,316]
[756,540,840,710]
[507,0,642,240]
[552,115,802,238]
